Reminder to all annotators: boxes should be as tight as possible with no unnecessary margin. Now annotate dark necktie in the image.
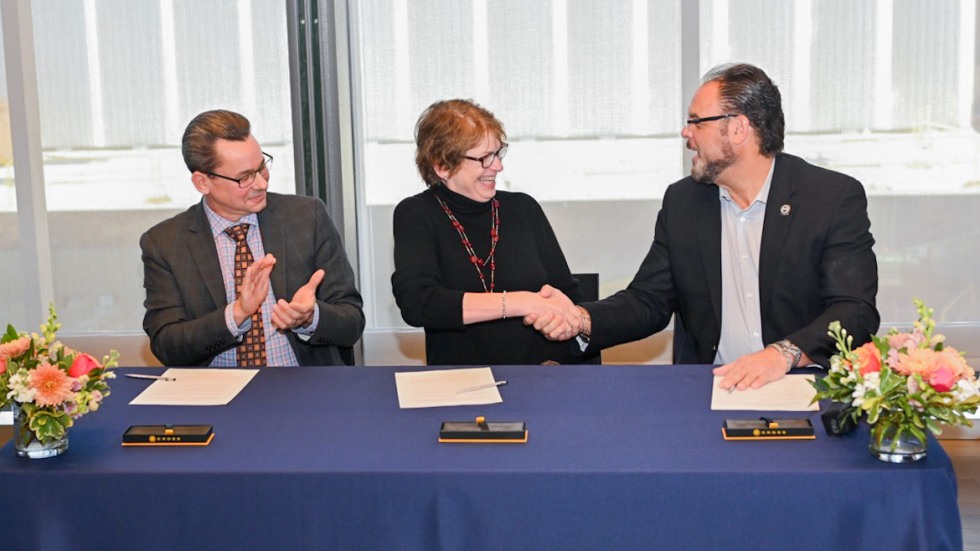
[224,224,267,367]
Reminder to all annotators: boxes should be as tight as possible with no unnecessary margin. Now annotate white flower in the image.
[829,363,845,376]
[6,370,37,403]
[952,379,980,402]
[862,372,881,391]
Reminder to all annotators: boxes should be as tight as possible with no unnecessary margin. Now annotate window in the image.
[351,0,980,363]
[699,0,980,324]
[0,0,295,332]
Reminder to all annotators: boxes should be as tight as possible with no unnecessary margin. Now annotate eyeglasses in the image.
[463,143,508,168]
[206,152,273,189]
[685,114,739,127]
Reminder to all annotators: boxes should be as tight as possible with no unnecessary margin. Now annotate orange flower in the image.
[854,342,881,375]
[0,336,31,359]
[30,363,74,407]
[0,356,6,375]
[891,348,936,378]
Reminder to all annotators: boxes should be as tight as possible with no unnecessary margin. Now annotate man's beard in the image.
[692,140,736,183]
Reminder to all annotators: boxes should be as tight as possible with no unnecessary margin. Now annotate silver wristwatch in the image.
[769,339,803,373]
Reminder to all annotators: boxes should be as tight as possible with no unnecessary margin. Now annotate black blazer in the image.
[140,193,365,366]
[584,153,879,366]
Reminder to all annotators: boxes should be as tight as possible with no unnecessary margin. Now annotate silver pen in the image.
[457,380,508,393]
[126,374,176,382]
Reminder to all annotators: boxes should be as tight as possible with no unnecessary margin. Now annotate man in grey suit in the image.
[141,110,364,366]
[531,63,879,391]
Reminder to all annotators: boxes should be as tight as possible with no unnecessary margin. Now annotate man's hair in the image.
[702,63,784,156]
[415,99,506,187]
[181,109,251,173]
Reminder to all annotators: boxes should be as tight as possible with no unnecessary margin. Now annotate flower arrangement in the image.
[812,299,980,454]
[1,305,118,450]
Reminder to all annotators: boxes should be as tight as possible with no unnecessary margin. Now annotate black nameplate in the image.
[439,420,527,443]
[122,425,214,446]
[722,418,815,440]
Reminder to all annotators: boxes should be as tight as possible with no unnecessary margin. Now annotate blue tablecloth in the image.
[0,365,962,550]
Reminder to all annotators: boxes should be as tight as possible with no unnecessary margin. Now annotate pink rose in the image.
[929,366,957,393]
[68,353,101,378]
[0,356,6,374]
[854,342,882,375]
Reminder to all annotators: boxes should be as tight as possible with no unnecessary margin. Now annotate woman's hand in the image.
[523,285,581,341]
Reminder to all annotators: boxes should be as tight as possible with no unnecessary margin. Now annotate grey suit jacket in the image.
[584,153,880,366]
[141,193,365,366]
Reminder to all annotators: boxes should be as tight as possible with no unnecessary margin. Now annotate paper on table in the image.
[395,367,503,409]
[710,374,819,411]
[129,368,259,406]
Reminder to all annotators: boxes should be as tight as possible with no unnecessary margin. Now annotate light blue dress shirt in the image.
[713,159,776,365]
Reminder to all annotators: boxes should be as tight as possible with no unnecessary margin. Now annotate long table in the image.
[0,365,962,550]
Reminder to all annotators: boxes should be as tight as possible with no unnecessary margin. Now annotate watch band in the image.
[576,305,592,342]
[769,339,803,373]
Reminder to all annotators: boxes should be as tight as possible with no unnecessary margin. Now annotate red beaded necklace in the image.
[435,195,500,293]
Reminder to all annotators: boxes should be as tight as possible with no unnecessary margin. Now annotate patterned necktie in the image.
[224,224,267,367]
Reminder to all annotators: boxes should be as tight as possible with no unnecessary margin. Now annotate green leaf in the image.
[908,423,928,441]
[2,324,20,343]
[28,409,72,445]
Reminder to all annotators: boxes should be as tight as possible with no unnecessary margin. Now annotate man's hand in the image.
[522,285,581,341]
[713,346,788,391]
[232,254,276,326]
[272,269,325,331]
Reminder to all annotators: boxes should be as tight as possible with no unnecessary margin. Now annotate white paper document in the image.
[129,368,259,406]
[710,374,819,411]
[395,367,504,409]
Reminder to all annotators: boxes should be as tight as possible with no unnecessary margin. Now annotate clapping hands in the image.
[232,256,324,332]
[272,269,325,330]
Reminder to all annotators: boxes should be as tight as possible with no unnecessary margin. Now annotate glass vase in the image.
[868,422,926,463]
[12,402,69,459]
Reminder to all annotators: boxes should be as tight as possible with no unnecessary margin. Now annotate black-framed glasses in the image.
[206,152,273,189]
[685,114,739,127]
[464,143,508,168]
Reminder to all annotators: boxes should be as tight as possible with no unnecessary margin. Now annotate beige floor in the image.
[0,427,975,546]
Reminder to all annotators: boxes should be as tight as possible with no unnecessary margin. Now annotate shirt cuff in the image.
[225,303,249,340]
[292,303,320,341]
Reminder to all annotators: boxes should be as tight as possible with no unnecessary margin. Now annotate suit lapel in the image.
[258,194,288,300]
[696,184,723,326]
[187,203,227,308]
[759,155,795,317]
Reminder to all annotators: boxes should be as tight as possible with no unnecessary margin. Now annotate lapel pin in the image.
[780,204,792,216]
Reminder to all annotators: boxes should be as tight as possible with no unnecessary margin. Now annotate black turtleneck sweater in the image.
[392,185,583,365]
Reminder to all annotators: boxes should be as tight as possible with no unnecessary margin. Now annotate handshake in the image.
[519,285,586,342]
